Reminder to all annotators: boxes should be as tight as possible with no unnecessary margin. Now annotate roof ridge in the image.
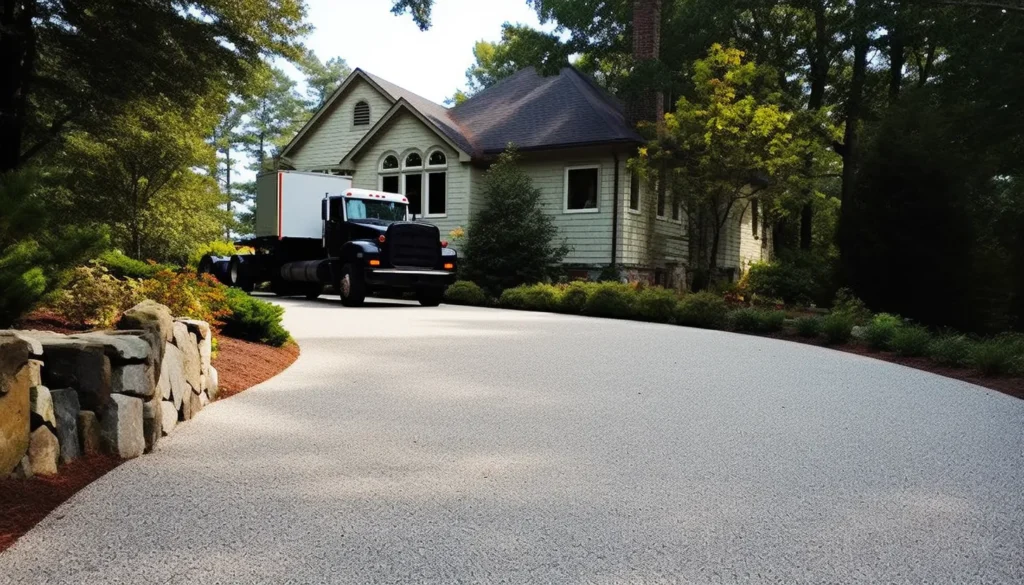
[563,67,628,134]
[362,69,447,110]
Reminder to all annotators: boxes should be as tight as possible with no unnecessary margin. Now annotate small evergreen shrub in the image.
[498,287,528,309]
[821,313,854,345]
[729,308,785,333]
[970,336,1024,376]
[444,281,488,306]
[864,313,903,351]
[890,324,932,357]
[928,335,975,367]
[794,316,822,338]
[830,288,872,325]
[97,251,172,279]
[50,264,139,327]
[582,283,636,319]
[558,281,595,314]
[221,288,290,346]
[137,269,229,326]
[520,284,562,311]
[674,292,729,329]
[634,287,679,323]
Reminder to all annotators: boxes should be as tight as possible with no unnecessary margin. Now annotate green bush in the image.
[821,313,855,345]
[50,264,139,328]
[582,283,636,319]
[831,288,872,325]
[794,316,822,338]
[864,313,903,351]
[890,324,932,357]
[220,288,290,346]
[498,287,527,309]
[558,281,595,314]
[97,250,173,279]
[444,281,488,306]
[928,335,975,368]
[746,251,835,306]
[675,292,729,329]
[521,284,562,311]
[634,287,679,323]
[969,335,1024,376]
[729,308,785,333]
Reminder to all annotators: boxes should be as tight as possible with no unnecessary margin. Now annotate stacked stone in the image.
[0,301,217,478]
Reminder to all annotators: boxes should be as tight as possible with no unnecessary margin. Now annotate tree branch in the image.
[19,108,81,163]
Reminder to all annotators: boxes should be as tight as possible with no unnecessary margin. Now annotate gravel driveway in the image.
[2,298,1022,584]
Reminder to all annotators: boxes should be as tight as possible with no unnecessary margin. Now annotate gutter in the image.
[611,152,620,268]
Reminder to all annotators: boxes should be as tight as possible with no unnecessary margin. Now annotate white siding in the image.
[619,168,688,268]
[718,200,770,273]
[350,111,470,239]
[288,78,393,170]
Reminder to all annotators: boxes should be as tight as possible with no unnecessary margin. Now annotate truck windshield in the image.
[345,198,407,222]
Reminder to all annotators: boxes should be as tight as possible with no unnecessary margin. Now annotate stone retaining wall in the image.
[0,301,218,478]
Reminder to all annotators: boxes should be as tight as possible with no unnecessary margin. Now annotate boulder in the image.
[118,300,174,343]
[172,322,203,393]
[157,343,187,409]
[26,359,42,387]
[160,401,177,435]
[28,426,59,476]
[73,331,151,363]
[0,330,43,358]
[39,341,111,411]
[100,394,145,459]
[78,411,102,456]
[30,385,55,429]
[178,319,212,377]
[199,391,210,409]
[9,455,33,479]
[177,319,211,341]
[50,388,82,463]
[0,338,32,476]
[112,363,155,398]
[142,398,161,453]
[190,390,202,416]
[179,387,192,421]
[207,366,220,400]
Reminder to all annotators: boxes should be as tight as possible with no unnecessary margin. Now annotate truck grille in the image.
[387,222,440,269]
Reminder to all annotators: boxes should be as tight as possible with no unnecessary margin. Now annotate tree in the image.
[300,51,352,109]
[637,45,811,288]
[464,25,569,95]
[0,0,309,173]
[238,66,308,174]
[60,98,228,262]
[212,103,246,239]
[390,0,434,30]
[461,148,570,295]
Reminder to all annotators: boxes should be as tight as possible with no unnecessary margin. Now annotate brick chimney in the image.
[626,0,664,127]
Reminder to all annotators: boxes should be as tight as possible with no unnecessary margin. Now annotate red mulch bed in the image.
[0,333,299,553]
[0,455,122,552]
[213,337,300,399]
[14,310,93,335]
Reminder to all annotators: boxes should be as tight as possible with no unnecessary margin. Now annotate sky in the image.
[299,0,553,103]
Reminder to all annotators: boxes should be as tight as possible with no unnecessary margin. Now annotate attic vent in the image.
[353,101,370,126]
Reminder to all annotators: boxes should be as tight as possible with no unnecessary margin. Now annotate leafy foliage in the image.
[864,313,903,351]
[729,308,785,333]
[820,313,854,345]
[890,325,933,357]
[969,336,1024,377]
[136,270,230,327]
[444,281,489,306]
[460,149,570,295]
[674,292,729,329]
[221,288,291,347]
[51,265,139,328]
[634,287,680,323]
[794,316,823,338]
[559,281,596,314]
[582,283,636,319]
[97,251,174,280]
[746,251,836,307]
[928,335,975,368]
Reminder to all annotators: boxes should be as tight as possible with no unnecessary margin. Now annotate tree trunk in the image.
[798,0,829,251]
[224,146,232,239]
[839,9,870,280]
[0,0,36,173]
[888,6,905,102]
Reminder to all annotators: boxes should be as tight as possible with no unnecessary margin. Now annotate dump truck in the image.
[200,171,457,306]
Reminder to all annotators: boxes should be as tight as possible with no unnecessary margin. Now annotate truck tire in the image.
[416,287,444,307]
[338,264,365,307]
[229,255,254,293]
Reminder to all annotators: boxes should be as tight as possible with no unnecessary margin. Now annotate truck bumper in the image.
[364,268,456,289]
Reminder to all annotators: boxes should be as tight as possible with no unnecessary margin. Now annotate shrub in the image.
[928,335,975,368]
[582,282,636,319]
[675,292,729,329]
[50,264,139,328]
[97,250,173,279]
[745,251,836,306]
[513,284,562,311]
[890,324,932,357]
[970,335,1024,376]
[821,313,855,345]
[864,313,903,351]
[558,281,595,314]
[831,287,872,325]
[634,287,679,323]
[221,288,290,346]
[498,287,527,309]
[794,316,822,338]
[729,308,785,333]
[137,269,230,326]
[444,281,488,306]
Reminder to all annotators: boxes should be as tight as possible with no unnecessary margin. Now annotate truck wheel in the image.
[338,264,365,307]
[416,287,444,307]
[304,284,322,300]
[229,256,254,293]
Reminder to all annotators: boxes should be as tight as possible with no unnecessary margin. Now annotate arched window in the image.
[379,153,400,194]
[404,152,422,169]
[427,150,447,166]
[381,154,399,171]
[353,101,370,126]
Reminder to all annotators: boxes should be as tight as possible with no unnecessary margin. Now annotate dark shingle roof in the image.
[362,67,642,159]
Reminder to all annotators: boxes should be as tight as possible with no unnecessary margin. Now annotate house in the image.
[277,66,769,289]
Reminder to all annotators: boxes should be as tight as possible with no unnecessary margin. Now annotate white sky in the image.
[300,0,551,103]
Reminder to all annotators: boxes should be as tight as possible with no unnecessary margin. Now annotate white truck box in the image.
[254,171,353,238]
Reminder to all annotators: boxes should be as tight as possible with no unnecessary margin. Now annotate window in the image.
[427,172,446,215]
[671,191,680,221]
[751,200,760,238]
[345,198,406,222]
[381,174,400,193]
[428,151,447,166]
[404,173,423,216]
[565,166,599,212]
[656,183,666,218]
[404,152,422,169]
[353,101,370,126]
[629,172,640,211]
[381,155,399,170]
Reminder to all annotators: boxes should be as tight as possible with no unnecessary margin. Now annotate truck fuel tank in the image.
[279,259,332,284]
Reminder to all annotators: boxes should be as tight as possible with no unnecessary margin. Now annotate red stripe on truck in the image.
[277,172,283,239]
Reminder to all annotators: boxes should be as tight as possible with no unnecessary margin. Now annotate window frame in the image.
[655,181,667,220]
[402,150,423,170]
[424,170,448,218]
[563,164,601,214]
[627,171,641,214]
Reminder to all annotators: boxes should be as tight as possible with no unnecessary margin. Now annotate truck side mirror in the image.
[321,199,328,220]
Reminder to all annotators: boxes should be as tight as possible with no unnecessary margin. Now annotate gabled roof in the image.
[289,66,643,165]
